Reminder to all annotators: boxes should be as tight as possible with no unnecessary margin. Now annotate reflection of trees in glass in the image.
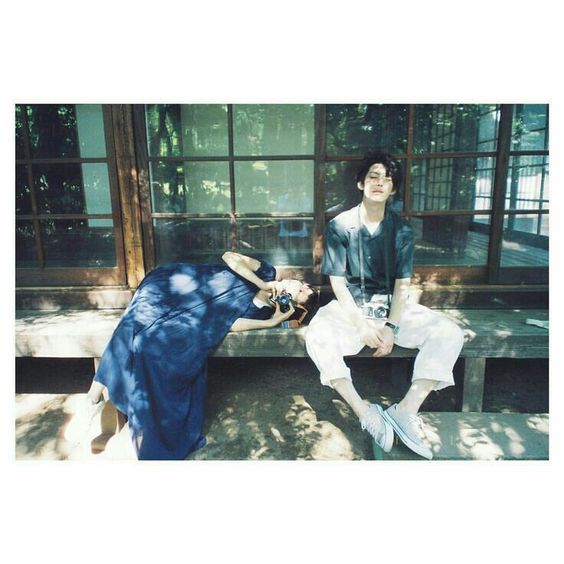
[324,161,362,213]
[16,105,25,158]
[146,104,182,157]
[235,161,313,213]
[16,165,32,215]
[180,105,228,156]
[150,162,185,213]
[41,219,115,266]
[16,221,37,266]
[26,105,79,158]
[184,162,230,213]
[512,104,548,151]
[326,104,408,156]
[234,105,314,155]
[154,220,231,264]
[35,164,86,214]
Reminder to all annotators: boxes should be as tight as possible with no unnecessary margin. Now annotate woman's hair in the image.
[355,150,403,200]
[291,283,320,325]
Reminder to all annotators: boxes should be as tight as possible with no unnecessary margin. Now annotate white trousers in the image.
[305,299,464,391]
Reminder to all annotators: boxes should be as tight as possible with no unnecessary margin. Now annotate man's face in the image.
[357,163,396,203]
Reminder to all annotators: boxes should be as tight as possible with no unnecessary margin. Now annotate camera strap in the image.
[358,204,391,310]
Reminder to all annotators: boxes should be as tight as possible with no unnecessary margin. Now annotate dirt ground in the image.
[15,356,549,461]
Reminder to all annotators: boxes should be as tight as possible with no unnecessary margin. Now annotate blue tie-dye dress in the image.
[93,260,276,460]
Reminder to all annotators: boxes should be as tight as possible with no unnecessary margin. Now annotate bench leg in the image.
[462,358,486,412]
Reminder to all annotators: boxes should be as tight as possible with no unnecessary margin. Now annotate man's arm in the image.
[371,277,411,358]
[388,277,410,326]
[329,275,385,349]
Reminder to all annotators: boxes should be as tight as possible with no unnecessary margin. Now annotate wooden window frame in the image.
[134,104,317,276]
[15,104,128,287]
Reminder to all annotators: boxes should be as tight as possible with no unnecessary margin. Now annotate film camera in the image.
[275,291,295,313]
[361,301,390,320]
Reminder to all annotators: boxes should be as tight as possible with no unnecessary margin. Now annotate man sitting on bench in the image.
[305,151,464,459]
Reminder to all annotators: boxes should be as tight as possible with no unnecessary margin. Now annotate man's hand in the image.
[372,325,395,357]
[359,320,386,349]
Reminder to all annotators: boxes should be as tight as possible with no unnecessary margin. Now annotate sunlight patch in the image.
[170,273,198,295]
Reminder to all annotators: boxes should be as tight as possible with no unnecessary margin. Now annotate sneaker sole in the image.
[373,404,394,453]
[382,410,433,460]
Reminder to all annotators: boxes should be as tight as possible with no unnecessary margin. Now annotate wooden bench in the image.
[15,307,549,460]
[16,307,548,414]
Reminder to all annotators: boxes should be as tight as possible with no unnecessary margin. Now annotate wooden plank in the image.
[462,357,486,412]
[15,308,549,359]
[372,412,549,461]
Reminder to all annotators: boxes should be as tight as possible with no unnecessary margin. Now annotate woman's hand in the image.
[263,280,284,300]
[270,301,295,326]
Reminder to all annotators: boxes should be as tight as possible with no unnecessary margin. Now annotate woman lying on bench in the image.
[64,252,316,460]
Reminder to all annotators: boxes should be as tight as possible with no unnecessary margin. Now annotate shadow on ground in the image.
[15,357,548,461]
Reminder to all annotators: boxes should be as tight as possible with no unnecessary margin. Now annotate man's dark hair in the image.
[355,151,403,200]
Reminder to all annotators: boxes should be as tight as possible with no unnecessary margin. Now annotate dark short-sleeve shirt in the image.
[322,205,414,306]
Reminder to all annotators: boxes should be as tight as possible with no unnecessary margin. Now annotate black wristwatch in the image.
[384,321,400,335]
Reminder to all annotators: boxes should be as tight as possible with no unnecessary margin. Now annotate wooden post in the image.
[462,357,486,412]
[110,104,146,289]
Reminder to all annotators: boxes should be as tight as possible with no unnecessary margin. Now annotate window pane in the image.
[16,165,32,215]
[16,105,25,159]
[185,161,231,213]
[16,221,38,267]
[501,214,548,267]
[180,104,228,156]
[413,105,499,153]
[234,160,313,214]
[412,214,490,266]
[410,157,495,212]
[237,218,313,266]
[34,163,112,215]
[511,104,548,151]
[324,161,361,213]
[233,104,314,156]
[75,104,107,157]
[27,105,80,158]
[326,104,408,156]
[153,219,232,264]
[506,155,549,211]
[150,161,231,213]
[40,219,116,267]
[145,104,182,157]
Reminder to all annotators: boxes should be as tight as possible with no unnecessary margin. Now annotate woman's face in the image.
[280,279,314,305]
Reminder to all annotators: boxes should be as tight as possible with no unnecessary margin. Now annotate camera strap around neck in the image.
[358,203,391,309]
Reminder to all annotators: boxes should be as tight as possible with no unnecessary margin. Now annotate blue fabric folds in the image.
[93,260,276,460]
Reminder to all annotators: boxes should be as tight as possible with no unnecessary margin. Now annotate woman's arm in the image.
[222,251,273,290]
[229,302,294,332]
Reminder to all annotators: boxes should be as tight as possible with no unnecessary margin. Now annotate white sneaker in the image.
[382,404,433,460]
[64,396,105,444]
[360,403,394,453]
